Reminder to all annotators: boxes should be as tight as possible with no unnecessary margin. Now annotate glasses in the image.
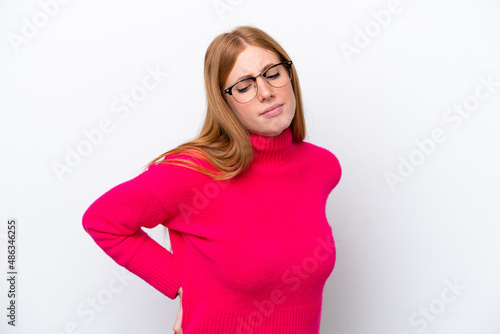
[222,60,293,104]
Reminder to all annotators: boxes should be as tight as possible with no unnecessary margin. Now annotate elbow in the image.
[82,206,93,234]
[81,204,102,236]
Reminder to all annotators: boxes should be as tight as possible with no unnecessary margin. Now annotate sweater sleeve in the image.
[82,164,181,300]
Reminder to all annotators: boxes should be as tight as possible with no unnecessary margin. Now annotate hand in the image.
[173,287,183,334]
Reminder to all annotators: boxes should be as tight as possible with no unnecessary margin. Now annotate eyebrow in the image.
[233,63,276,83]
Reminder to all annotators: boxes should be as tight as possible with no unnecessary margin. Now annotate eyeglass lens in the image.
[232,64,292,103]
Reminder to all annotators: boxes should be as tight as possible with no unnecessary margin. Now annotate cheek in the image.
[226,99,249,123]
[286,88,296,112]
[284,84,294,100]
[225,98,239,116]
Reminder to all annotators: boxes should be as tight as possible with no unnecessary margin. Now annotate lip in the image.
[260,103,284,117]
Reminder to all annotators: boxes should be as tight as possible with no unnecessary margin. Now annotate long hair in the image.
[142,26,306,179]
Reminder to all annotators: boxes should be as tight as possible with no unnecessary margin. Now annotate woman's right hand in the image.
[173,287,183,334]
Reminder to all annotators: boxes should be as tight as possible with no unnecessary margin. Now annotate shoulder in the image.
[145,149,217,195]
[299,141,341,168]
[299,141,342,189]
[148,149,216,175]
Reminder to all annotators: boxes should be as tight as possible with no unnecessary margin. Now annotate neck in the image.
[248,126,296,168]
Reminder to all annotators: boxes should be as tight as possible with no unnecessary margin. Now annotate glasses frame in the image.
[222,60,293,104]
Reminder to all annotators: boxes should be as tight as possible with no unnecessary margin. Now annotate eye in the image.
[267,71,281,80]
[236,85,251,93]
[265,66,281,80]
[235,79,254,93]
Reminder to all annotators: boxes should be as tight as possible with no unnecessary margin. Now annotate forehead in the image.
[226,46,281,82]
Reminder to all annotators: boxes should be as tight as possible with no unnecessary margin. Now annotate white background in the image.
[1,0,499,333]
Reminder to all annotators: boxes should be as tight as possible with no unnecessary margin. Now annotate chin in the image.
[260,127,287,137]
[249,114,294,136]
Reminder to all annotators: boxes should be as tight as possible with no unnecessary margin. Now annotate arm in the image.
[82,165,181,300]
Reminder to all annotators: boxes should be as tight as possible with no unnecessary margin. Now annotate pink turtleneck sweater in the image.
[82,126,342,333]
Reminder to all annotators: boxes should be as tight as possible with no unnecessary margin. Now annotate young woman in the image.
[82,25,342,334]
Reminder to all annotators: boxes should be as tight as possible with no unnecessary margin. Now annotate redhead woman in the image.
[82,25,342,334]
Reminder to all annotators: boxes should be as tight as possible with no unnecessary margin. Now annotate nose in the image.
[255,76,274,100]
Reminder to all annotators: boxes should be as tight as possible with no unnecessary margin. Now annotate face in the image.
[223,45,296,137]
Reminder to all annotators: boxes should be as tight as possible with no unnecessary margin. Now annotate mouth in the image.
[260,103,284,117]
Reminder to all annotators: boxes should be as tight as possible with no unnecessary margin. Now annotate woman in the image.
[82,25,342,334]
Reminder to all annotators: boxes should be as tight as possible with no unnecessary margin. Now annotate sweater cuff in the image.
[125,232,181,300]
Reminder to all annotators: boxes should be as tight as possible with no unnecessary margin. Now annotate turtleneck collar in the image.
[248,126,296,168]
